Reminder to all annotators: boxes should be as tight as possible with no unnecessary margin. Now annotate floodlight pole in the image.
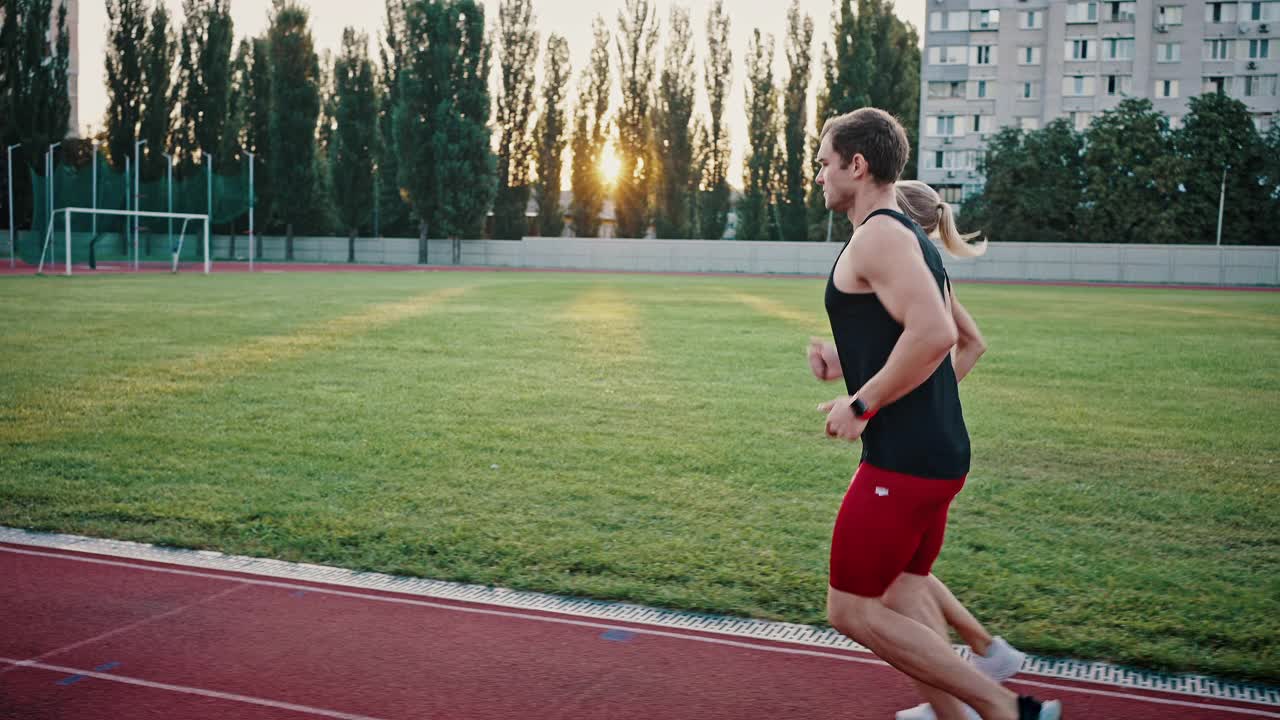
[826,210,833,242]
[47,142,60,267]
[1216,164,1228,247]
[134,139,147,269]
[206,152,213,267]
[162,152,173,249]
[91,140,98,235]
[6,143,18,268]
[245,151,254,272]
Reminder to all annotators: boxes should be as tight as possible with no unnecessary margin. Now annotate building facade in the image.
[919,0,1280,202]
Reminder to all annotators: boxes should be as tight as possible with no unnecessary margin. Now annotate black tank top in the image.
[824,208,970,480]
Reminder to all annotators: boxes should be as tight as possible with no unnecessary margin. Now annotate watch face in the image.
[851,398,869,418]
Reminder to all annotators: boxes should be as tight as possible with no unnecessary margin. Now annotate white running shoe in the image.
[894,638,1026,719]
[971,636,1027,682]
[894,702,980,720]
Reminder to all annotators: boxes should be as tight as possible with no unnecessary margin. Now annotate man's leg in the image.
[882,573,976,720]
[827,583,1018,720]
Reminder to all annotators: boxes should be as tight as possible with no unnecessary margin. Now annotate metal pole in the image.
[48,142,60,267]
[162,152,172,249]
[826,210,833,242]
[64,207,71,276]
[206,152,213,267]
[1216,164,1228,246]
[6,143,17,268]
[124,156,131,266]
[245,151,254,272]
[91,141,97,235]
[203,214,211,274]
[134,139,146,269]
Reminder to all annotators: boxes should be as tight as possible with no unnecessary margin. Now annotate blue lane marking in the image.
[57,661,120,686]
[290,590,307,597]
[601,629,635,642]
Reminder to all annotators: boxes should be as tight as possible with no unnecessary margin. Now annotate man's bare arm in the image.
[848,222,957,412]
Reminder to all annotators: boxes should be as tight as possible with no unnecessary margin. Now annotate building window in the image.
[931,115,958,137]
[1106,74,1133,95]
[1205,39,1235,60]
[1019,10,1045,29]
[929,11,968,31]
[1063,75,1097,96]
[1245,74,1279,96]
[1022,81,1040,99]
[1158,5,1184,25]
[1019,117,1041,131]
[1206,2,1240,23]
[929,46,967,65]
[971,9,999,30]
[972,45,995,65]
[1107,2,1137,21]
[1248,2,1280,21]
[972,114,990,134]
[1070,111,1094,131]
[1156,79,1180,98]
[940,186,966,204]
[1157,42,1182,62]
[1106,37,1135,59]
[933,150,979,171]
[1250,39,1271,58]
[1067,38,1098,60]
[928,81,965,99]
[1066,2,1099,23]
[968,79,993,99]
[1203,76,1232,94]
[1019,46,1043,65]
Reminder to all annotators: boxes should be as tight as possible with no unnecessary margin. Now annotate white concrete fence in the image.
[12,231,1279,286]
[230,235,1279,286]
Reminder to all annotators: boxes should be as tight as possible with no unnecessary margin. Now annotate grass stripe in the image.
[0,287,467,444]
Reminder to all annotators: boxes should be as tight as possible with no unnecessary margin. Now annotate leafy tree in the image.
[493,0,539,240]
[569,17,610,238]
[267,0,321,253]
[613,0,659,238]
[653,5,696,238]
[330,28,378,259]
[780,1,813,242]
[1176,93,1263,244]
[533,33,571,237]
[700,0,731,239]
[738,29,779,242]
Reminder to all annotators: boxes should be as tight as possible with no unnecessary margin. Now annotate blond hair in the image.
[895,180,986,258]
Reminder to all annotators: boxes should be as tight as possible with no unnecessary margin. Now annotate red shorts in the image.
[829,463,966,598]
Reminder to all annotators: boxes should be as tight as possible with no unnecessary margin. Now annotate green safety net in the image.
[27,155,252,267]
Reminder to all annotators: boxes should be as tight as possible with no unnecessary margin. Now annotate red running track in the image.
[1,542,1276,720]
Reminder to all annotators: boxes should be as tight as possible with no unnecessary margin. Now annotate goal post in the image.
[37,207,211,276]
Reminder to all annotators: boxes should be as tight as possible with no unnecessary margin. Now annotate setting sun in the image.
[599,143,622,186]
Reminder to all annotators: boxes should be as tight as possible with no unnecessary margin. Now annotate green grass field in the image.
[0,271,1276,682]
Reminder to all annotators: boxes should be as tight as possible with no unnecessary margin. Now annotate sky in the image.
[76,0,925,186]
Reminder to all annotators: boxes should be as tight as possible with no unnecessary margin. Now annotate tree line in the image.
[1,0,921,247]
[962,95,1280,246]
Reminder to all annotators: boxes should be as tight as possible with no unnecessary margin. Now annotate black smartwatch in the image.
[850,397,875,420]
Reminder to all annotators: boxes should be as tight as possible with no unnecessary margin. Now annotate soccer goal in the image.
[37,207,212,276]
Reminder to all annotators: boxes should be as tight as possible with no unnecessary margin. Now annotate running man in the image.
[811,107,1061,720]
[809,178,1025,720]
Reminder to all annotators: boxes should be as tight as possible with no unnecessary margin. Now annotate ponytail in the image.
[936,201,986,258]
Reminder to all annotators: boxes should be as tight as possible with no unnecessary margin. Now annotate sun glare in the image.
[599,144,622,186]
